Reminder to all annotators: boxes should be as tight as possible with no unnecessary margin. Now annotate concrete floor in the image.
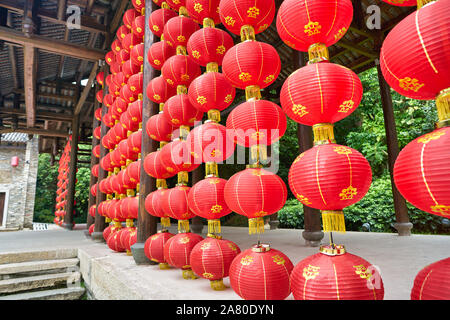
[1,225,449,300]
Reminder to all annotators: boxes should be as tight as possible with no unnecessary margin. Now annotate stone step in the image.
[0,271,81,294]
[0,287,85,300]
[0,248,78,265]
[0,258,79,277]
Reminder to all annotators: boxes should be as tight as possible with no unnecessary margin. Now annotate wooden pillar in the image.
[92,68,109,241]
[86,83,101,229]
[63,113,80,230]
[191,164,205,234]
[131,0,158,264]
[376,61,412,236]
[295,52,324,246]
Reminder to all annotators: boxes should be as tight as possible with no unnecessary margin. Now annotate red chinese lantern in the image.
[132,0,145,14]
[123,59,141,79]
[105,51,115,65]
[383,0,417,6]
[111,39,122,55]
[276,0,353,52]
[166,0,187,13]
[101,134,115,150]
[148,41,176,70]
[122,33,142,52]
[88,224,95,235]
[127,130,142,154]
[107,230,126,252]
[121,196,139,220]
[128,72,144,95]
[103,94,115,108]
[102,113,114,128]
[131,43,145,67]
[123,9,139,29]
[93,126,101,140]
[161,186,197,232]
[380,0,450,100]
[186,0,221,25]
[110,62,122,75]
[125,160,141,187]
[149,8,178,38]
[411,257,450,300]
[224,168,287,234]
[117,49,130,64]
[288,144,372,232]
[103,225,114,241]
[164,232,204,279]
[144,231,175,268]
[190,236,241,290]
[394,127,450,218]
[222,41,280,89]
[146,76,177,104]
[132,15,146,39]
[127,100,143,127]
[290,245,384,300]
[145,190,169,219]
[146,113,174,142]
[188,177,231,233]
[226,99,287,147]
[92,164,99,178]
[161,55,202,88]
[229,244,294,300]
[187,122,235,163]
[163,15,200,49]
[116,25,129,42]
[280,62,363,126]
[188,72,235,113]
[187,28,234,66]
[160,140,199,174]
[92,145,100,158]
[120,111,139,132]
[96,72,104,86]
[163,94,204,127]
[90,184,97,197]
[143,151,176,179]
[100,153,114,172]
[219,0,275,36]
[94,108,102,121]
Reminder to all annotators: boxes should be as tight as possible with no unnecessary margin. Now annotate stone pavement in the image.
[1,226,449,300]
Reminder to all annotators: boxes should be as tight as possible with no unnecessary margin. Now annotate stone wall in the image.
[0,137,39,229]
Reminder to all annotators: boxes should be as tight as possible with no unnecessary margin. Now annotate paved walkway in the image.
[1,226,449,300]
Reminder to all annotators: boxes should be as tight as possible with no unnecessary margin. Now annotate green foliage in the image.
[278,198,304,229]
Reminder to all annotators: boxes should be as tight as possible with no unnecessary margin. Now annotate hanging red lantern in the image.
[160,140,199,174]
[145,190,170,220]
[188,177,231,233]
[120,111,139,132]
[100,153,114,172]
[125,160,141,187]
[163,15,200,49]
[229,244,294,300]
[117,49,130,64]
[90,184,97,197]
[280,62,363,126]
[92,145,101,158]
[149,8,178,38]
[187,122,235,163]
[101,133,115,150]
[380,0,450,100]
[161,186,197,230]
[132,0,145,14]
[145,231,175,268]
[289,143,372,232]
[226,99,287,147]
[94,108,102,121]
[127,130,142,154]
[116,25,129,43]
[187,28,234,66]
[103,94,115,108]
[111,39,122,55]
[164,232,204,279]
[121,84,138,103]
[110,62,121,75]
[188,72,235,113]
[122,33,142,52]
[105,74,113,87]
[105,51,115,65]
[132,15,146,39]
[92,164,99,178]
[121,196,139,220]
[146,76,177,104]
[222,41,280,89]
[112,122,129,144]
[166,0,187,13]
[382,0,417,6]
[161,55,202,88]
[290,245,384,300]
[122,59,141,79]
[394,127,450,218]
[186,0,221,25]
[131,43,145,67]
[143,151,176,179]
[128,72,144,95]
[276,0,353,52]
[219,0,275,36]
[190,236,241,290]
[103,225,113,241]
[107,230,126,252]
[163,94,204,127]
[102,113,115,128]
[224,168,287,234]
[93,126,101,140]
[123,8,139,29]
[96,72,104,86]
[148,41,176,70]
[146,113,174,142]
[411,257,450,300]
[126,100,143,127]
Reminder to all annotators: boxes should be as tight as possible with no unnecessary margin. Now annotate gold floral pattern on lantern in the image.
[263,75,275,84]
[153,94,161,101]
[304,21,322,36]
[239,72,252,82]
[334,27,347,41]
[179,236,190,244]
[272,255,286,266]
[211,204,223,213]
[258,24,268,32]
[201,242,211,250]
[191,50,201,59]
[303,265,320,280]
[216,45,226,55]
[167,79,174,85]
[240,255,254,266]
[417,131,445,144]
[194,2,203,13]
[228,243,238,251]
[339,186,358,200]
[254,210,267,217]
[247,6,260,18]
[338,100,355,113]
[224,94,233,103]
[181,74,190,81]
[203,272,214,279]
[296,194,312,205]
[225,16,236,26]
[171,119,180,125]
[177,35,186,43]
[210,149,222,158]
[250,170,262,176]
[292,104,309,117]
[430,205,450,216]
[197,96,207,105]
[154,59,161,66]
[399,77,424,92]
[251,131,265,141]
[333,146,353,155]
[173,0,180,4]
[353,265,373,280]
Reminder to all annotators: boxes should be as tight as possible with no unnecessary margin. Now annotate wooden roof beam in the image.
[74,61,98,115]
[0,126,69,137]
[0,107,73,122]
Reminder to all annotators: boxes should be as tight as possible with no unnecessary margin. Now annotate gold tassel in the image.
[248,217,265,235]
[159,263,170,270]
[161,217,171,228]
[105,217,111,223]
[313,123,336,145]
[205,162,218,177]
[177,85,187,95]
[177,171,189,185]
[126,250,132,256]
[182,268,198,280]
[417,0,435,10]
[126,189,135,197]
[308,43,329,63]
[321,210,346,233]
[207,109,221,122]
[179,125,190,140]
[203,17,215,28]
[206,62,219,73]
[156,179,167,189]
[136,183,140,194]
[178,219,190,233]
[210,279,226,291]
[240,25,255,42]
[250,145,267,165]
[436,88,450,128]
[208,219,221,234]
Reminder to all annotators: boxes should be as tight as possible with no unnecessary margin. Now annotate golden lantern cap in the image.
[203,18,215,28]
[240,25,255,42]
[313,123,336,145]
[436,88,450,128]
[319,244,346,256]
[251,243,271,253]
[308,43,329,64]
